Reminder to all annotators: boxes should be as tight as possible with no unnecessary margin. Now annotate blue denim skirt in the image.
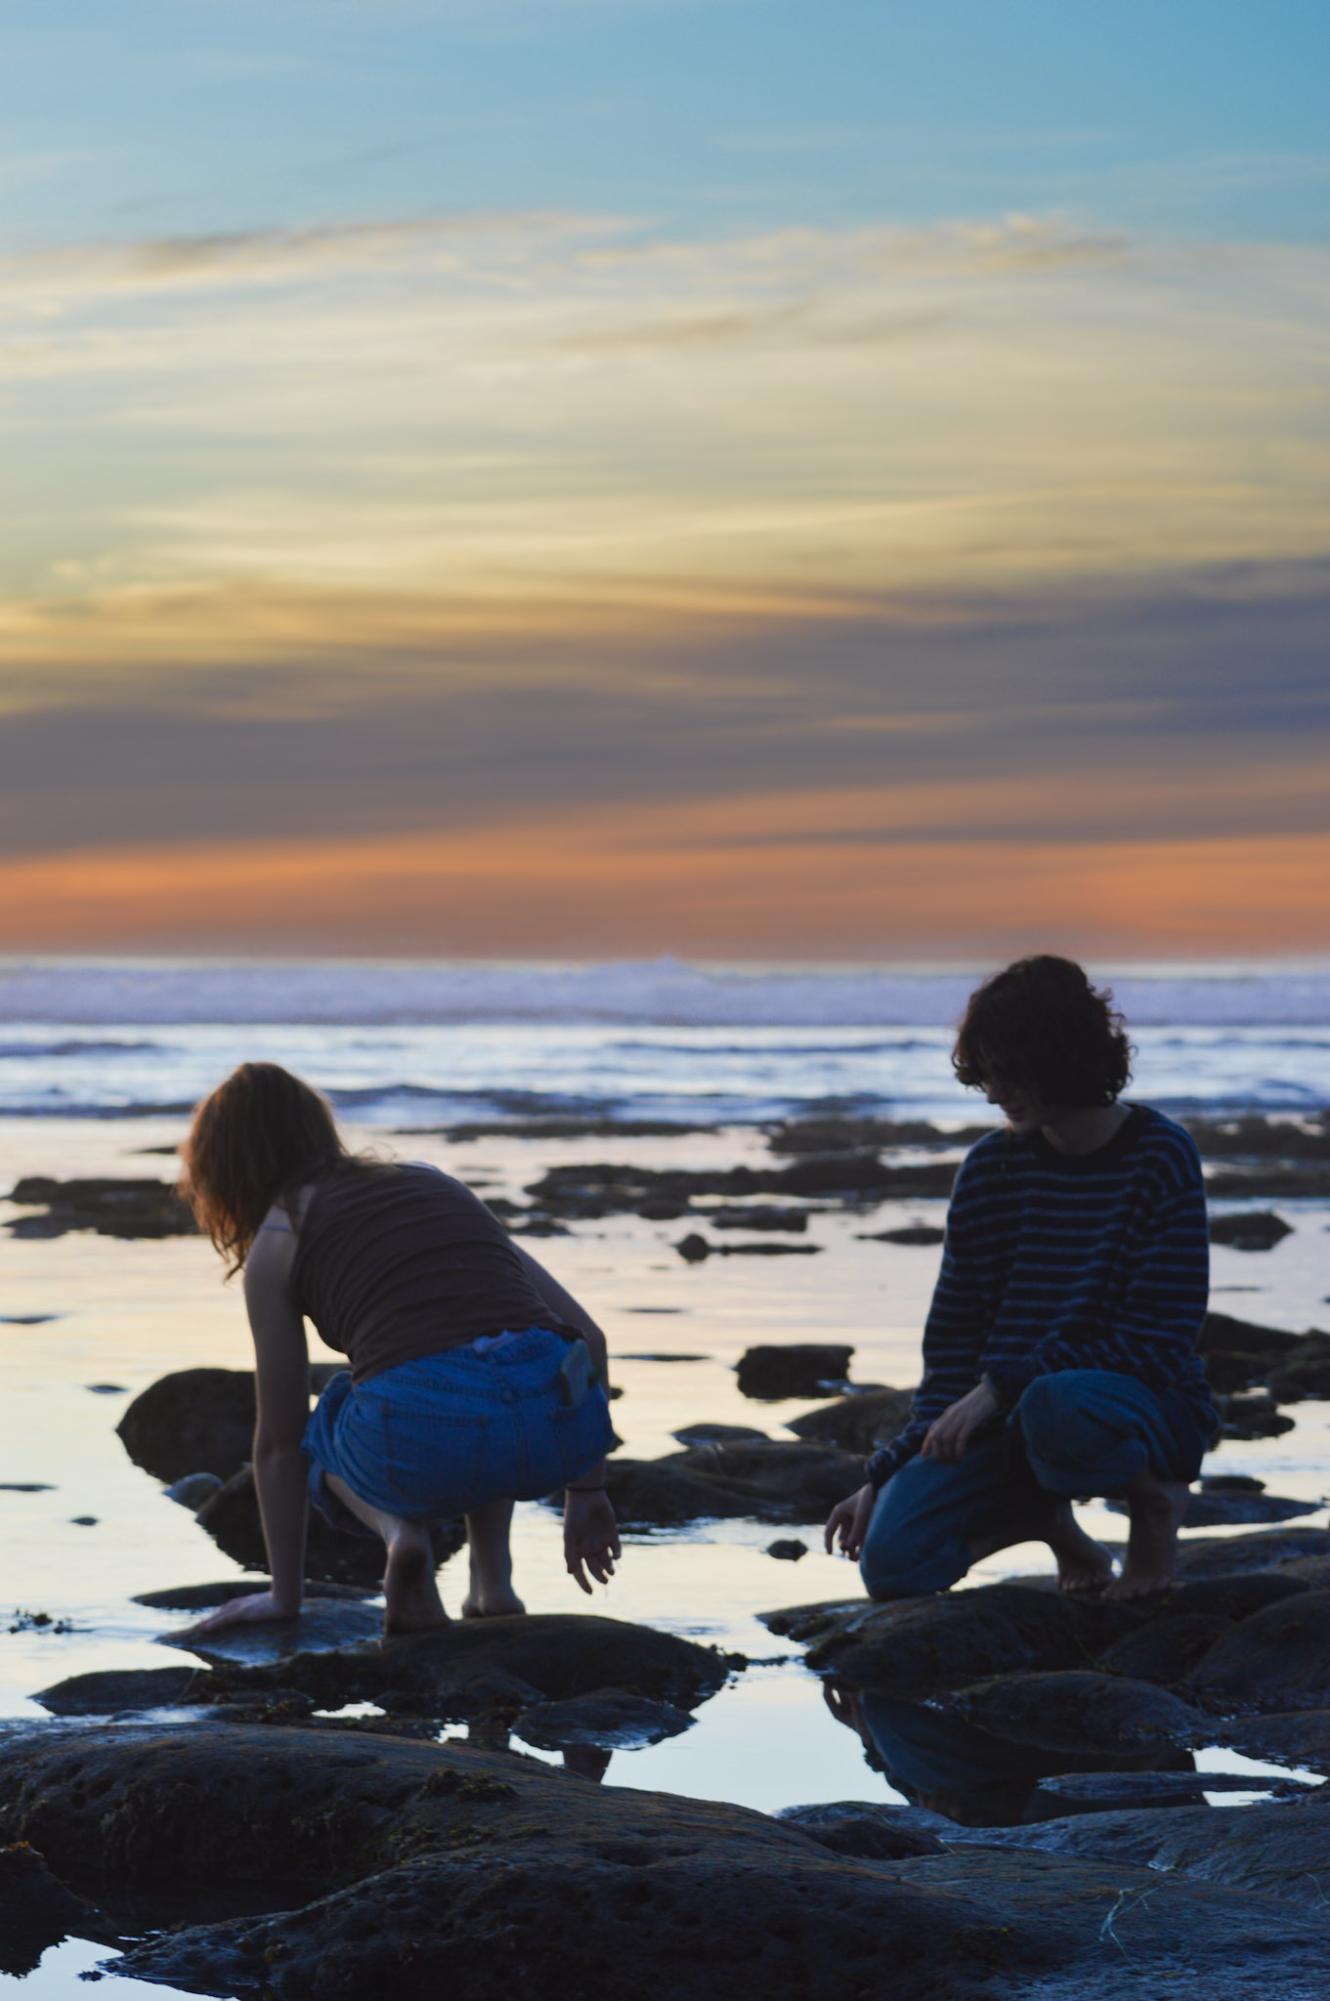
[302,1326,615,1532]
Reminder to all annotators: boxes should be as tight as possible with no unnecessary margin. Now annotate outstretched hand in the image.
[824,1481,875,1561]
[564,1491,621,1594]
[176,1589,299,1641]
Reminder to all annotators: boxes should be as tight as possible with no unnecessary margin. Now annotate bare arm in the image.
[513,1243,611,1389]
[241,1223,310,1615]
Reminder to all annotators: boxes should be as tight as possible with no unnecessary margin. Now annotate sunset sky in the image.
[3,1,1328,958]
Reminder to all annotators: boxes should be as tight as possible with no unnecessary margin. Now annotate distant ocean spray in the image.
[0,958,1326,1127]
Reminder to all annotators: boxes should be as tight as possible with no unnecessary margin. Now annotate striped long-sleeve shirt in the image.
[865,1103,1216,1489]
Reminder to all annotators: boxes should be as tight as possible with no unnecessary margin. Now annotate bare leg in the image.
[461,1497,525,1618]
[968,1499,1112,1594]
[325,1473,447,1634]
[1105,1471,1189,1599]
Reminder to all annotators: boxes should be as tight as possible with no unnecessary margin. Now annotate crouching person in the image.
[825,956,1217,1601]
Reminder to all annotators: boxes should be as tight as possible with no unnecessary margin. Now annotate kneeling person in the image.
[825,956,1216,1601]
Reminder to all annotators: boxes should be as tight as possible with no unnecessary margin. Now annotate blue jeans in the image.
[303,1326,615,1532]
[859,1368,1210,1601]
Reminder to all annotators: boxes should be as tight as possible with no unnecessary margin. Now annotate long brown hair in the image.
[181,1062,350,1276]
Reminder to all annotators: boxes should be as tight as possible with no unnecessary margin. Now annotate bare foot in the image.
[1044,1500,1114,1594]
[461,1583,526,1620]
[1105,1476,1189,1600]
[383,1531,447,1635]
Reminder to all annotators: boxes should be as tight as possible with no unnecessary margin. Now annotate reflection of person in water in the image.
[825,957,1217,1601]
[824,1684,1196,1827]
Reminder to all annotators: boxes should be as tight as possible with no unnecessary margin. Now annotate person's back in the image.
[292,1160,576,1383]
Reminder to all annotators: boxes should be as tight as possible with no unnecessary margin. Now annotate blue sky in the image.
[7,1,1330,245]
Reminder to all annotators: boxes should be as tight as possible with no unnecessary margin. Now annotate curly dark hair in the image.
[952,956,1133,1108]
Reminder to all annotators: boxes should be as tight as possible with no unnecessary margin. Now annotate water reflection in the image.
[825,1683,1197,1827]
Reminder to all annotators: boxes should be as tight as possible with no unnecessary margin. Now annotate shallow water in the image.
[2,1028,1329,1991]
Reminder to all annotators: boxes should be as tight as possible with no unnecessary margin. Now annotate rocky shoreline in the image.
[2,1105,1329,1994]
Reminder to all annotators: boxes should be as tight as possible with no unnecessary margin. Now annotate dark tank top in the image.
[291,1161,575,1384]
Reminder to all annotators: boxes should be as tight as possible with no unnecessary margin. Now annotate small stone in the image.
[163,1472,226,1511]
[86,1383,127,1395]
[675,1233,712,1263]
[1210,1211,1293,1251]
[765,1539,808,1562]
[69,1516,98,1526]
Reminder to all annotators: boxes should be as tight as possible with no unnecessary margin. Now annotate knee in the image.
[859,1511,958,1603]
[1017,1372,1092,1458]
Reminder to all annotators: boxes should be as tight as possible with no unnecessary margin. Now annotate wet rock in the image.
[1267,1332,1330,1403]
[620,1351,710,1363]
[708,1205,809,1232]
[525,1154,956,1222]
[1173,1526,1330,1579]
[782,1583,1111,1697]
[514,1688,692,1750]
[196,1464,466,1586]
[1209,1209,1293,1250]
[671,1422,770,1446]
[676,1233,821,1261]
[1093,1614,1234,1684]
[1189,1589,1330,1709]
[164,1471,225,1510]
[0,1482,53,1492]
[736,1344,854,1400]
[954,1798,1330,1903]
[602,1439,862,1528]
[35,1664,203,1716]
[1105,1487,1318,1528]
[787,1386,914,1453]
[856,1224,946,1246]
[85,1384,125,1395]
[765,1539,808,1561]
[163,1599,387,1665]
[766,1117,991,1155]
[937,1671,1207,1756]
[134,1579,372,1611]
[69,1514,98,1526]
[1206,1162,1330,1199]
[0,1839,106,1977]
[1200,1473,1265,1492]
[1219,1710,1330,1770]
[1197,1309,1302,1395]
[1190,1112,1330,1162]
[117,1364,343,1484]
[5,1175,196,1239]
[1215,1390,1296,1439]
[0,1314,60,1325]
[776,1801,946,1859]
[6,1725,1326,2001]
[1032,1768,1316,1813]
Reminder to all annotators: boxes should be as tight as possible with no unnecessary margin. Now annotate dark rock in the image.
[1197,1310,1303,1397]
[1268,1332,1330,1403]
[708,1205,808,1232]
[1093,1614,1234,1684]
[777,1801,946,1859]
[786,1583,1110,1697]
[937,1671,1207,1756]
[163,1471,226,1510]
[162,1599,387,1665]
[134,1579,372,1611]
[514,1688,692,1750]
[0,1482,54,1492]
[1215,1391,1296,1439]
[117,1364,343,1484]
[787,1385,914,1452]
[1033,1768,1316,1813]
[1209,1209,1293,1251]
[1219,1710,1330,1770]
[0,1839,106,1977]
[0,1313,60,1324]
[736,1344,854,1399]
[196,1464,466,1586]
[949,1798,1330,1903]
[856,1224,946,1246]
[676,1232,711,1262]
[1106,1487,1318,1527]
[1206,1162,1330,1199]
[765,1539,808,1561]
[767,1116,992,1155]
[602,1439,862,1528]
[5,1175,196,1239]
[85,1384,125,1395]
[69,1515,98,1526]
[619,1351,710,1363]
[35,1664,203,1716]
[1190,1112,1330,1162]
[1189,1589,1330,1709]
[1200,1473,1265,1492]
[1174,1527,1330,1578]
[672,1422,770,1445]
[676,1233,821,1261]
[525,1154,956,1223]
